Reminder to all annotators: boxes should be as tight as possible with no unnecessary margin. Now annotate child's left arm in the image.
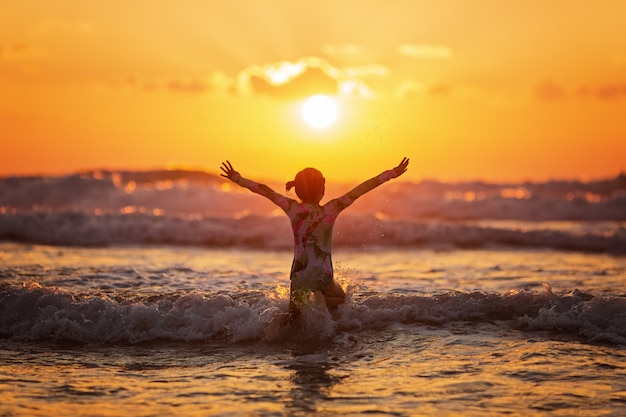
[330,157,409,210]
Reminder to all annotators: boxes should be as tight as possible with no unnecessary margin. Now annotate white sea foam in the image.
[1,282,624,345]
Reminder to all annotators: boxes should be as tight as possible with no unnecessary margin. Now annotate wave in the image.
[2,169,625,253]
[2,169,626,221]
[1,282,625,345]
[1,210,625,253]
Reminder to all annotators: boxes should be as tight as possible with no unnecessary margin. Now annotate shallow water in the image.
[2,326,625,416]
[1,243,626,416]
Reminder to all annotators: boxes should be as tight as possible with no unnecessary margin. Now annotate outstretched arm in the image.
[220,160,241,182]
[220,160,292,211]
[331,157,409,210]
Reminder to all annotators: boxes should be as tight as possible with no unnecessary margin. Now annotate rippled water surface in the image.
[1,244,625,416]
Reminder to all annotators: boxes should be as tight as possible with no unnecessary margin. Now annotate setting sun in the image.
[301,95,339,129]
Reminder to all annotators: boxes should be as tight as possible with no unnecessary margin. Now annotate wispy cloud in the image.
[166,78,210,94]
[397,43,453,59]
[0,43,47,61]
[535,80,626,101]
[27,18,97,36]
[535,79,567,101]
[344,65,389,78]
[578,83,626,100]
[322,44,363,57]
[109,74,214,94]
[394,79,459,99]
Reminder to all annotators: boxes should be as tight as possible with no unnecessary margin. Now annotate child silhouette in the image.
[220,157,409,316]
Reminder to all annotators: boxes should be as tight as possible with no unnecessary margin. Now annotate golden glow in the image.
[0,2,624,181]
[301,95,339,129]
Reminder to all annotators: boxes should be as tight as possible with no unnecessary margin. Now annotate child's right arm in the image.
[220,160,292,211]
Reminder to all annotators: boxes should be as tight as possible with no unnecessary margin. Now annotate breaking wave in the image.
[1,282,624,345]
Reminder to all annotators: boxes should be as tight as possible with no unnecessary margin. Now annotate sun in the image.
[301,95,339,129]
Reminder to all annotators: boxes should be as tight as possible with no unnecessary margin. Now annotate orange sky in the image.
[1,1,625,182]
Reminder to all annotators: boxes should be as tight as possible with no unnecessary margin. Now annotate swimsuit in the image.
[232,170,396,294]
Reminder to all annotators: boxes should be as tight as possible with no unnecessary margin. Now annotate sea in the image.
[1,169,625,416]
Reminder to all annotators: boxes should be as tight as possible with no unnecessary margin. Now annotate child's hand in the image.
[392,157,409,178]
[220,160,240,181]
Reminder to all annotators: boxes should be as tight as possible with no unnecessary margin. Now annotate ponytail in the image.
[286,168,325,203]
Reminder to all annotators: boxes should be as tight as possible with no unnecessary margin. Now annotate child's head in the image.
[286,168,325,204]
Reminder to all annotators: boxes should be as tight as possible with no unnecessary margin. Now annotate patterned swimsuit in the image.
[232,170,396,293]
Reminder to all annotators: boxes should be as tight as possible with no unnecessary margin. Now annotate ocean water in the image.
[1,170,626,416]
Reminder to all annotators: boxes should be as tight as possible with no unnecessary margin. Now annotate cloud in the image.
[27,18,96,36]
[394,79,454,99]
[0,43,47,61]
[238,57,337,98]
[106,57,386,99]
[110,74,217,94]
[322,44,363,57]
[109,75,156,91]
[396,77,626,103]
[247,66,337,98]
[535,80,567,100]
[237,57,379,99]
[578,83,626,100]
[394,78,485,101]
[166,78,210,94]
[397,43,453,59]
[534,80,626,101]
[344,65,389,78]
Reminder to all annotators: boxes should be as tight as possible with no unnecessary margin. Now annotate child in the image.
[220,158,409,316]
